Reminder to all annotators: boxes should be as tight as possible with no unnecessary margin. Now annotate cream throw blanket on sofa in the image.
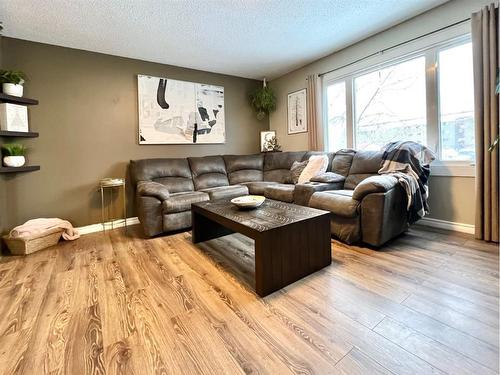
[9,218,80,240]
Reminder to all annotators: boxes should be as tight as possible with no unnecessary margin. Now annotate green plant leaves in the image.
[0,70,27,85]
[1,143,26,156]
[250,85,276,119]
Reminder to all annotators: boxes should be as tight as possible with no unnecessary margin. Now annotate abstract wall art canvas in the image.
[287,88,307,134]
[138,75,225,144]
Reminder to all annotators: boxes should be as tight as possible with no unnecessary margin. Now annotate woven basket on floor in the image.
[3,227,64,255]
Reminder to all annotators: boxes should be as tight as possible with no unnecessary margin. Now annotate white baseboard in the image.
[77,216,474,236]
[77,217,140,235]
[417,217,475,234]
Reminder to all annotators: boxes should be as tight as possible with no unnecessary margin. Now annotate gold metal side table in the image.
[100,178,127,232]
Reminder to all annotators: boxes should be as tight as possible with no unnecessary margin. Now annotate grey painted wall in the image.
[0,38,268,230]
[269,0,488,225]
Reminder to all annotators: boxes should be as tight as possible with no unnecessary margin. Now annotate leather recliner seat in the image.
[129,149,410,247]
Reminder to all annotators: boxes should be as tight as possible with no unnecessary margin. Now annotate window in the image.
[323,35,475,175]
[353,57,426,150]
[326,82,347,151]
[438,42,475,161]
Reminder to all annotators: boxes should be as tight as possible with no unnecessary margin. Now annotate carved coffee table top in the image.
[192,198,329,233]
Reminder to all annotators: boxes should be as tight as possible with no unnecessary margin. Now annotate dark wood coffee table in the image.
[191,198,331,297]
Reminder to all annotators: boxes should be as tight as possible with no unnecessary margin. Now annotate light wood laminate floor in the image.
[0,225,498,374]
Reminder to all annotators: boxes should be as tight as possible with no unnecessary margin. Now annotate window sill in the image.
[430,163,475,177]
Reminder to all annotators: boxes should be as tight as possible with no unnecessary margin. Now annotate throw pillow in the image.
[310,172,346,183]
[298,155,329,184]
[289,160,309,184]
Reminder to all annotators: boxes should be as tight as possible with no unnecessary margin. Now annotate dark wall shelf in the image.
[0,93,39,105]
[0,94,40,175]
[0,130,39,138]
[0,165,40,173]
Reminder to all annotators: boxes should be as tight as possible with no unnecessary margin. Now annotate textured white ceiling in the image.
[1,0,448,80]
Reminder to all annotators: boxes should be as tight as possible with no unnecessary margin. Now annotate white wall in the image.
[269,0,490,225]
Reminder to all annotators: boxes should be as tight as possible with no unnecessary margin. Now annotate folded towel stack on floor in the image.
[9,218,80,241]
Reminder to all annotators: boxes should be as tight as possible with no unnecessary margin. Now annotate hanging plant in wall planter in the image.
[250,78,276,120]
[0,70,27,97]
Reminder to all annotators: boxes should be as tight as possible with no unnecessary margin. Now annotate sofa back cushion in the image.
[130,158,194,193]
[263,151,306,183]
[330,149,356,177]
[223,154,264,184]
[188,155,229,190]
[344,150,384,189]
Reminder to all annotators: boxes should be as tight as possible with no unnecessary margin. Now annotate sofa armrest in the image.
[294,181,344,206]
[136,196,164,237]
[352,175,399,201]
[360,187,408,247]
[137,180,170,201]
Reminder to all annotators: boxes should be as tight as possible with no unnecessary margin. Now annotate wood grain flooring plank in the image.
[374,317,497,375]
[185,271,297,374]
[275,289,445,375]
[411,286,500,329]
[111,237,152,291]
[335,348,395,375]
[334,241,500,312]
[30,270,76,374]
[320,270,499,371]
[0,224,497,374]
[0,328,32,374]
[97,260,136,348]
[64,304,105,375]
[402,293,499,347]
[172,236,341,373]
[170,311,246,375]
[0,258,54,336]
[150,241,303,374]
[128,288,185,374]
[104,336,150,375]
[289,272,388,329]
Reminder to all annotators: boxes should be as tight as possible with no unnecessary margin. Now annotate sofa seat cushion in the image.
[162,191,210,214]
[309,190,360,218]
[264,184,295,203]
[241,181,279,195]
[200,185,249,200]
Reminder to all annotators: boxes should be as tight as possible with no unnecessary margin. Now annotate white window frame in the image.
[322,29,475,177]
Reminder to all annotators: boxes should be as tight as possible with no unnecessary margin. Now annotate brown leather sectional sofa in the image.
[130,150,409,247]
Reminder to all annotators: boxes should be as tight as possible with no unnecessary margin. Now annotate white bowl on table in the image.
[230,195,265,209]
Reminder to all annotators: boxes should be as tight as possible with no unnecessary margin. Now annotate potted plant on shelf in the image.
[1,143,26,167]
[250,78,276,120]
[0,70,27,97]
